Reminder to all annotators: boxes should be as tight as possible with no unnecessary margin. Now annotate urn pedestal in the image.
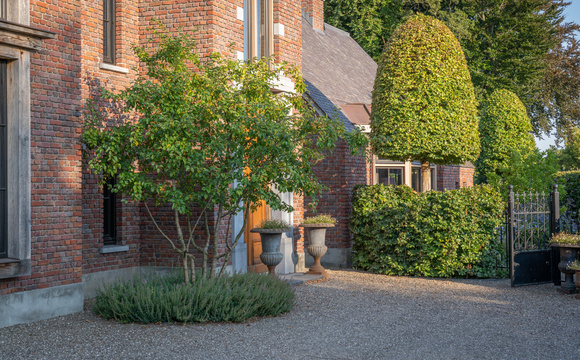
[551,244,580,294]
[300,223,334,277]
[250,228,291,276]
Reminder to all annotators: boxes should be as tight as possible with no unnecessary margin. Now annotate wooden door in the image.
[246,200,269,273]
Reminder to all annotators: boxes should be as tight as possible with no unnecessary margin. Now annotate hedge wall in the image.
[554,170,580,220]
[350,185,506,278]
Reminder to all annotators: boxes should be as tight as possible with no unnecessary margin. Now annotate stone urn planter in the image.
[550,233,580,294]
[250,221,291,276]
[300,215,336,277]
[567,260,580,299]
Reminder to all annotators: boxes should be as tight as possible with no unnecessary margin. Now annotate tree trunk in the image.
[421,161,431,192]
[183,253,190,284]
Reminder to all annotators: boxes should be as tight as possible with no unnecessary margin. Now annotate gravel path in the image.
[1,269,579,360]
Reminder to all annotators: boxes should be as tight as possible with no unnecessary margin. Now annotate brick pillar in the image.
[301,0,324,31]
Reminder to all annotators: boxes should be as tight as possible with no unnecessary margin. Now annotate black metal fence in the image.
[506,184,564,286]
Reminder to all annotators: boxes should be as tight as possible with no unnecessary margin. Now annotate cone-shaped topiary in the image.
[370,14,479,191]
[475,89,535,184]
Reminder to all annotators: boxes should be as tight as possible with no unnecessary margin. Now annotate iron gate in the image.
[508,185,560,287]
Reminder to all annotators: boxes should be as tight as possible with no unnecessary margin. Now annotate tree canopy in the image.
[82,29,367,282]
[325,0,579,138]
[476,89,536,183]
[370,14,479,191]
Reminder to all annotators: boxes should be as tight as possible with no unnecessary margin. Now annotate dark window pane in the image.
[103,177,117,245]
[377,168,403,186]
[103,0,115,64]
[0,61,6,258]
[259,0,268,58]
[412,167,421,192]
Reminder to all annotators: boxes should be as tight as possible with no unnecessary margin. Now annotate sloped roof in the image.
[302,18,377,127]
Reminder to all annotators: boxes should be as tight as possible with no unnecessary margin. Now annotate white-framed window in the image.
[244,0,273,60]
[374,157,437,192]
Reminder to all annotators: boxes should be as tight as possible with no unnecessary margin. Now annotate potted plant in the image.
[567,259,580,298]
[550,232,580,294]
[250,219,292,276]
[299,214,336,276]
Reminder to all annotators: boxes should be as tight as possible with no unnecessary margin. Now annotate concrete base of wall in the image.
[305,247,351,269]
[0,283,84,328]
[83,267,141,298]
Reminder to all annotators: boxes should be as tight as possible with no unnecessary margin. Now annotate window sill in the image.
[0,258,25,279]
[99,245,130,254]
[99,63,129,74]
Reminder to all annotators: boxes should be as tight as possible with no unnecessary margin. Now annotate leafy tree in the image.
[476,89,536,184]
[487,148,559,194]
[556,127,580,171]
[371,14,479,191]
[82,29,367,282]
[325,0,578,137]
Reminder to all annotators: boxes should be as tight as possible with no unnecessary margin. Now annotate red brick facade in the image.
[437,165,476,191]
[0,0,305,311]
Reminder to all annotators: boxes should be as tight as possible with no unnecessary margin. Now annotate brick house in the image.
[301,3,475,267]
[0,0,319,328]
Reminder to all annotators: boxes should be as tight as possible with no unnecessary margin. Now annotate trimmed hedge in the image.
[554,170,580,219]
[350,185,506,278]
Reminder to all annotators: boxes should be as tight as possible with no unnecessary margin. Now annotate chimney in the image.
[302,0,325,32]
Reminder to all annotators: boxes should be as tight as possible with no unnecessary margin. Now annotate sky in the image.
[535,1,580,150]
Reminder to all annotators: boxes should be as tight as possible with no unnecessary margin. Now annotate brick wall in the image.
[1,0,304,297]
[301,0,324,32]
[437,165,475,191]
[81,0,142,276]
[306,138,367,250]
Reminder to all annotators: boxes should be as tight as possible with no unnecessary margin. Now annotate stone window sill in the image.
[99,63,129,74]
[99,245,130,254]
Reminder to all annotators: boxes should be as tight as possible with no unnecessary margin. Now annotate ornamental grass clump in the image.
[551,232,580,246]
[302,214,336,225]
[259,219,291,229]
[92,272,295,324]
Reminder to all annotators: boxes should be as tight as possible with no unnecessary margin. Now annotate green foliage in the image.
[82,27,367,280]
[554,170,580,221]
[326,0,577,137]
[550,232,580,245]
[486,147,559,195]
[476,89,537,184]
[92,272,295,324]
[302,214,336,225]
[556,128,580,171]
[350,184,507,278]
[259,219,291,230]
[370,14,479,167]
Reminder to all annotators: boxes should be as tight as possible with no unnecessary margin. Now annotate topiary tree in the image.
[82,28,367,282]
[370,14,479,191]
[476,89,535,184]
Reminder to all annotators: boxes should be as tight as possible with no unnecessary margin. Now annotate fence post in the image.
[551,184,561,286]
[508,185,515,286]
[550,184,560,235]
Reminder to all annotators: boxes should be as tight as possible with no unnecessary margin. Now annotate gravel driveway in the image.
[1,269,579,360]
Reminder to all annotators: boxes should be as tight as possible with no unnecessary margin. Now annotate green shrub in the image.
[259,219,291,229]
[350,184,506,278]
[371,14,479,190]
[476,89,535,184]
[92,272,295,324]
[302,214,336,224]
[554,170,580,218]
[550,232,580,245]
